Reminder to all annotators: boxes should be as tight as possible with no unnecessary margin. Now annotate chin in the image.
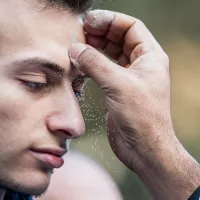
[17,181,49,196]
[1,168,52,196]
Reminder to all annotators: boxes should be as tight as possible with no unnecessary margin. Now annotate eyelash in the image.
[23,81,46,89]
[21,80,82,98]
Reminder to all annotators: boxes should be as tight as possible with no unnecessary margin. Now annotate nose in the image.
[46,92,85,140]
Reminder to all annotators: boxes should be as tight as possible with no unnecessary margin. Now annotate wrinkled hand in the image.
[69,10,200,200]
[69,10,172,170]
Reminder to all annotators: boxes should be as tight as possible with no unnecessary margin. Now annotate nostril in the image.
[55,130,73,139]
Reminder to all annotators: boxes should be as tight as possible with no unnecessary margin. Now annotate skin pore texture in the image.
[0,0,86,198]
[36,151,123,200]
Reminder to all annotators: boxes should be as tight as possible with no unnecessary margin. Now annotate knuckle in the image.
[162,52,169,63]
[152,50,169,70]
[135,18,145,27]
[161,52,170,69]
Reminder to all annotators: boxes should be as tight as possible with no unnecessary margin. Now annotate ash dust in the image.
[71,79,126,181]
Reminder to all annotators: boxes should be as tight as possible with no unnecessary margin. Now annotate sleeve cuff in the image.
[189,186,200,200]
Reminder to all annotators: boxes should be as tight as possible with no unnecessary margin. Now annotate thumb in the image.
[69,43,123,88]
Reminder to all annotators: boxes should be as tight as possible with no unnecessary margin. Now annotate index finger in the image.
[84,10,162,57]
[84,10,134,43]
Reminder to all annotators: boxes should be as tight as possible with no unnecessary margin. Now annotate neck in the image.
[0,188,5,200]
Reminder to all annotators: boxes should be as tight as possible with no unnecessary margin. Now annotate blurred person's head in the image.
[36,151,123,200]
[0,0,92,197]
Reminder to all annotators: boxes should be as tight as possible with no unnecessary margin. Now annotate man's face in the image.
[0,0,86,196]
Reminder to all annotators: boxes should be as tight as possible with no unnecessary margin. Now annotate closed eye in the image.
[19,73,89,98]
[17,71,62,93]
[20,80,48,92]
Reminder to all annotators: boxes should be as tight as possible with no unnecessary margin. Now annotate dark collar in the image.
[4,190,32,200]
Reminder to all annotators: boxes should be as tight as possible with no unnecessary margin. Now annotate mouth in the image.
[30,147,67,168]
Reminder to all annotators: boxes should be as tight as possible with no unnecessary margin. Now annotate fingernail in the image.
[69,43,87,60]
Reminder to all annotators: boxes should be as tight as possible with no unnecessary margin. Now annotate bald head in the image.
[37,151,123,200]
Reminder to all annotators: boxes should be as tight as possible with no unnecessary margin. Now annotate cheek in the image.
[0,80,33,150]
[0,81,29,121]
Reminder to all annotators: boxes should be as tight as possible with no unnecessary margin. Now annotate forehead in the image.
[0,0,85,73]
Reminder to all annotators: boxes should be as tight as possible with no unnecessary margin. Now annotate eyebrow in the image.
[15,57,66,76]
[12,57,89,83]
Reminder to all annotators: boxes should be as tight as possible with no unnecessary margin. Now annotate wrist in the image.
[131,118,176,169]
[132,131,200,200]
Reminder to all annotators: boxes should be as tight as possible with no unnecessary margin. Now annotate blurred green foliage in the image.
[71,1,200,199]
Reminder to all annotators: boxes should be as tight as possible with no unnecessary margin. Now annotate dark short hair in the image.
[46,0,93,14]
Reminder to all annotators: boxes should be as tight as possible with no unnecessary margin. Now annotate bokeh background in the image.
[71,0,200,199]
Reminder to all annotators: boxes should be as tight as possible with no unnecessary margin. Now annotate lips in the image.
[30,147,67,168]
